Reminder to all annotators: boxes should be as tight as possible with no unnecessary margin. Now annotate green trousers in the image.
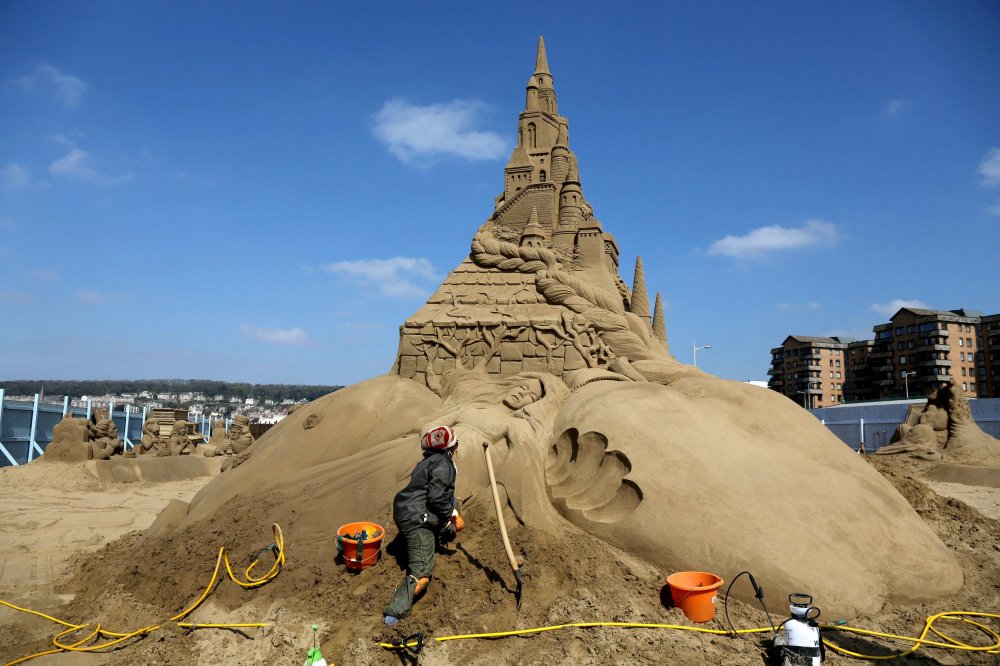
[383,527,437,619]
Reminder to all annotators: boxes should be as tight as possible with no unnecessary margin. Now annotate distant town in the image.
[0,379,342,424]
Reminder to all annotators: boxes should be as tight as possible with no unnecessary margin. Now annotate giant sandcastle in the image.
[166,38,963,617]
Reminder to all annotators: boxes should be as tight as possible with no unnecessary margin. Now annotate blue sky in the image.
[1,2,998,385]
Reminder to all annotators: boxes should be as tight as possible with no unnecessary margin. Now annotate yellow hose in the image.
[1,523,284,666]
[821,611,1000,659]
[377,611,1000,660]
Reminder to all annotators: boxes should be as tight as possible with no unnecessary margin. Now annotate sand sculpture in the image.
[150,38,964,617]
[44,409,123,461]
[166,420,194,456]
[227,414,254,453]
[877,378,1000,464]
[198,418,229,457]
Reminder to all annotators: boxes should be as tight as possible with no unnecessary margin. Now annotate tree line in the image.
[0,379,342,403]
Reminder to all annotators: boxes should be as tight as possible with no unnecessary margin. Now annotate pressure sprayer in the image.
[773,593,823,666]
[303,624,328,666]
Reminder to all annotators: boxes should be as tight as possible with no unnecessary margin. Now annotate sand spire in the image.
[629,256,651,323]
[652,292,668,346]
[534,36,550,75]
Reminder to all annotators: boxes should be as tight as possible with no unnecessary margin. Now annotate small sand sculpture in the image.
[135,418,166,456]
[167,420,194,456]
[90,414,124,460]
[226,414,254,454]
[198,419,229,457]
[44,411,93,462]
[877,378,1000,464]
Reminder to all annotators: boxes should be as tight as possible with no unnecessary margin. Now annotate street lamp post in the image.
[903,371,916,399]
[693,341,712,368]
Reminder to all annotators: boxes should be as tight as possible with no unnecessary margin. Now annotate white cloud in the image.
[977,147,1000,187]
[373,98,508,163]
[824,327,874,341]
[0,289,37,304]
[707,219,842,259]
[30,269,58,283]
[885,99,908,117]
[48,148,132,185]
[2,162,31,190]
[74,289,126,305]
[239,324,309,345]
[869,299,929,317]
[774,302,820,312]
[322,256,438,298]
[17,64,87,107]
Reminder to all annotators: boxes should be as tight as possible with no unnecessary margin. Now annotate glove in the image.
[451,514,465,532]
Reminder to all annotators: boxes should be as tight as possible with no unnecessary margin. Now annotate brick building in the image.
[767,336,853,408]
[770,307,994,405]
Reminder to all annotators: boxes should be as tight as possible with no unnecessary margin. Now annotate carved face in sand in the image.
[502,379,543,410]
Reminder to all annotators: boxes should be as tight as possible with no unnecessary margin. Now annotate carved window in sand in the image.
[539,169,546,182]
[526,123,537,149]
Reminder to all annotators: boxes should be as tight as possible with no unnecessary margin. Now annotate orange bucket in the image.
[665,571,724,622]
[337,521,384,571]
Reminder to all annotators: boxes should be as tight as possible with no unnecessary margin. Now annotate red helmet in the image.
[421,425,458,451]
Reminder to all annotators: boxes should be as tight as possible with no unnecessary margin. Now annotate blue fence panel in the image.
[811,398,1000,452]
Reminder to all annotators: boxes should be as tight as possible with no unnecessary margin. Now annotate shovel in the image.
[483,440,523,609]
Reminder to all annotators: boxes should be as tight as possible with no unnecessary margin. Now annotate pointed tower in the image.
[629,256,651,323]
[652,292,668,348]
[520,207,544,248]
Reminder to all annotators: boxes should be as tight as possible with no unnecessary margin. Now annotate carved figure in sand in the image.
[167,420,194,456]
[134,418,166,456]
[44,411,93,463]
[90,414,124,460]
[877,379,1000,464]
[176,37,963,618]
[199,419,229,457]
[227,415,254,454]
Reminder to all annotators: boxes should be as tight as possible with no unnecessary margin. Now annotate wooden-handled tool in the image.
[483,440,523,609]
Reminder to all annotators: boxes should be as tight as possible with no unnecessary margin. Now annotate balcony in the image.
[806,364,822,371]
[918,358,951,368]
[873,364,893,373]
[870,349,893,359]
[915,343,951,353]
[875,379,895,387]
[803,351,822,360]
[767,367,784,376]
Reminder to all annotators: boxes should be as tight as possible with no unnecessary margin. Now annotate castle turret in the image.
[629,256,651,324]
[526,36,557,115]
[550,121,571,184]
[652,292,668,348]
[520,207,545,248]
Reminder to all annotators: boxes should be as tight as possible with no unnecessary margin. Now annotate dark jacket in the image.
[393,449,457,533]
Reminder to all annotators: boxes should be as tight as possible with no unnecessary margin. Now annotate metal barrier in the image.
[0,389,218,467]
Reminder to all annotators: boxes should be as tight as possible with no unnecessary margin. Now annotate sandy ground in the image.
[0,461,211,665]
[1,457,998,665]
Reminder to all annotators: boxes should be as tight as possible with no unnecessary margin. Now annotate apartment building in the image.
[767,336,852,408]
[770,307,993,405]
[870,308,983,399]
[844,339,875,402]
[983,313,1000,399]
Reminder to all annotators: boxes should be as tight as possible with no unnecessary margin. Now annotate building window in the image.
[967,337,973,347]
[829,371,834,378]
[959,338,964,347]
[830,383,834,390]
[836,372,841,379]
[897,342,905,351]
[835,360,841,367]
[837,384,842,390]
[908,340,915,349]
[895,327,904,335]
[962,367,966,376]
[960,352,965,361]
[900,356,907,364]
[907,325,916,333]
[971,383,976,391]
[963,383,968,391]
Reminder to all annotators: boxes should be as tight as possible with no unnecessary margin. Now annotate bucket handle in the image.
[346,546,382,566]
